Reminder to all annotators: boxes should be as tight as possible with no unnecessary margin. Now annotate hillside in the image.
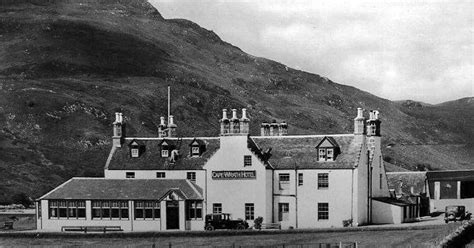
[0,0,473,203]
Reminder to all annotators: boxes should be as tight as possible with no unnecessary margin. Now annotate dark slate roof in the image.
[251,135,361,169]
[426,170,474,181]
[106,137,219,170]
[372,197,413,207]
[386,172,427,196]
[39,178,203,200]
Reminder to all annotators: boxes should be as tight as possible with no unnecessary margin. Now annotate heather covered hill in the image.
[0,0,473,203]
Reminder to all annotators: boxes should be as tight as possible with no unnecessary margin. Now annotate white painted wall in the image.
[204,136,273,227]
[368,137,390,198]
[356,135,369,226]
[372,200,402,224]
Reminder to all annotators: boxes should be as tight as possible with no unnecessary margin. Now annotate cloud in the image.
[151,0,473,104]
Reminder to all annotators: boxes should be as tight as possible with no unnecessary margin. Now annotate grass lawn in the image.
[0,223,463,247]
[0,213,36,231]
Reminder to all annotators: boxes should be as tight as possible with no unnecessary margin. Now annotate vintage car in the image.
[444,205,471,223]
[204,213,249,230]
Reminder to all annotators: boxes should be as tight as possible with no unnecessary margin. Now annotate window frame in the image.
[187,172,196,183]
[161,149,169,158]
[48,200,86,220]
[186,200,203,220]
[156,172,166,178]
[318,202,329,220]
[318,173,329,189]
[244,155,252,167]
[213,203,222,214]
[245,203,254,220]
[91,200,129,220]
[278,203,289,221]
[126,172,135,178]
[131,148,139,158]
[298,173,303,186]
[134,200,160,220]
[191,146,200,157]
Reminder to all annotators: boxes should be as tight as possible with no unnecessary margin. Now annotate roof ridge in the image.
[124,137,220,141]
[251,134,354,139]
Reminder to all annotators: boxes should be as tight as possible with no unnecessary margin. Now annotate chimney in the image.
[279,121,288,136]
[158,116,167,138]
[354,108,366,135]
[261,122,269,136]
[230,109,240,134]
[168,115,177,137]
[240,108,249,134]
[220,109,230,135]
[113,112,124,147]
[366,110,382,137]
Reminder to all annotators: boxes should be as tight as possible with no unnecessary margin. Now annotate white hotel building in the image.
[36,108,418,231]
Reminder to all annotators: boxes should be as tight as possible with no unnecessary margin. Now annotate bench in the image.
[4,221,13,230]
[260,223,281,229]
[61,226,123,233]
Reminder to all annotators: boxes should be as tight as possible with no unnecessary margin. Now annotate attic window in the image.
[189,139,205,157]
[128,140,144,158]
[191,146,200,157]
[131,148,139,158]
[316,137,339,162]
[161,149,169,158]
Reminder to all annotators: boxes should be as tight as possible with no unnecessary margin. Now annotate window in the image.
[134,200,160,220]
[245,203,254,220]
[38,202,42,219]
[278,203,289,221]
[156,172,166,178]
[298,173,303,186]
[161,149,169,158]
[318,203,329,220]
[191,146,200,156]
[279,173,290,190]
[126,172,135,178]
[186,200,203,220]
[131,148,139,158]
[326,149,334,160]
[318,173,329,189]
[318,149,326,161]
[187,172,196,183]
[244,155,252,166]
[379,174,383,189]
[91,200,129,220]
[213,203,222,214]
[49,200,86,219]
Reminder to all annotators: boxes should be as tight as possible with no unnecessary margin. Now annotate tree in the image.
[12,193,32,208]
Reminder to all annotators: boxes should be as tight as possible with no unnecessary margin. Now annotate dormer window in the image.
[131,148,139,158]
[128,140,145,158]
[189,138,205,157]
[316,137,340,162]
[191,146,200,156]
[159,140,175,158]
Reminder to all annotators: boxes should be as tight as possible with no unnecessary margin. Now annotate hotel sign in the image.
[212,170,256,180]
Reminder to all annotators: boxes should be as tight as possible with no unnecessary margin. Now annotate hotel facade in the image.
[36,107,417,231]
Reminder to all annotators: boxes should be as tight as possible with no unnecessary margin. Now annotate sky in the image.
[150,0,473,104]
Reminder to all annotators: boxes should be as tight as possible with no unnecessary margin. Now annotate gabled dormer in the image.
[158,139,175,158]
[315,137,340,162]
[189,138,205,157]
[128,140,145,158]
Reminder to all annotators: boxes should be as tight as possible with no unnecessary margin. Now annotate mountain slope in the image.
[0,0,473,203]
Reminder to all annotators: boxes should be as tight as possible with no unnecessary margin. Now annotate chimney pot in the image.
[222,109,228,120]
[357,108,364,118]
[231,109,238,119]
[160,116,166,126]
[241,108,248,120]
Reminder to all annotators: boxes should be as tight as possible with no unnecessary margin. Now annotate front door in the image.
[166,201,179,230]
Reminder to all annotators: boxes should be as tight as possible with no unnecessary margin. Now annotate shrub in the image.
[253,216,263,230]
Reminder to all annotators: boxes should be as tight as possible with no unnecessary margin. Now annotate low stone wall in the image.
[439,220,474,248]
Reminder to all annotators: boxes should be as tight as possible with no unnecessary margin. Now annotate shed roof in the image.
[372,197,413,207]
[426,170,474,182]
[251,135,361,169]
[39,178,203,200]
[106,137,219,170]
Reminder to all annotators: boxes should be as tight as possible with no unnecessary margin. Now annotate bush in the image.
[12,193,32,208]
[343,219,353,227]
[253,216,263,230]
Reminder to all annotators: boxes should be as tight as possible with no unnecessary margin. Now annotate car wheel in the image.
[205,225,214,231]
[236,224,245,230]
[445,220,449,224]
